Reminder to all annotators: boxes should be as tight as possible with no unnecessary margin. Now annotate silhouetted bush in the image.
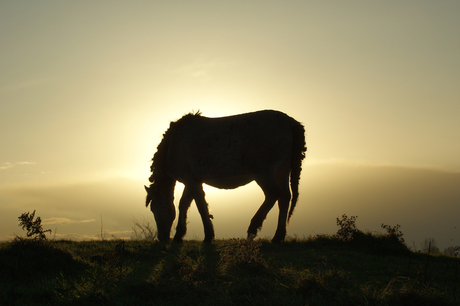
[17,210,51,240]
[381,223,404,243]
[335,214,360,241]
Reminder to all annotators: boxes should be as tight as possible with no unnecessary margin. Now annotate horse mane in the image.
[149,111,202,182]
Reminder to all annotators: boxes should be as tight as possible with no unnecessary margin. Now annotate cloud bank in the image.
[41,218,96,225]
[0,161,36,170]
[1,164,459,250]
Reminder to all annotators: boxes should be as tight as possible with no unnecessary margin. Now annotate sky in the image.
[1,1,459,250]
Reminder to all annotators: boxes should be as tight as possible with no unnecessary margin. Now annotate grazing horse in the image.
[145,110,306,243]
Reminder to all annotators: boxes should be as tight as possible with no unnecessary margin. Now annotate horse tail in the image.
[288,121,306,222]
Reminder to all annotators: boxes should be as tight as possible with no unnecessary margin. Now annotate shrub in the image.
[17,210,51,241]
[381,223,405,243]
[335,214,359,241]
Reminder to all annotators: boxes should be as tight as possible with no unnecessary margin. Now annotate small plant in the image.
[421,237,441,254]
[131,216,157,241]
[17,210,52,240]
[381,223,405,243]
[335,214,358,241]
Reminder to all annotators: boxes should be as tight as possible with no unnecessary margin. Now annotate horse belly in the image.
[204,174,254,189]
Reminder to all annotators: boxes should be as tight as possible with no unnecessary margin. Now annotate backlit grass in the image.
[1,233,458,305]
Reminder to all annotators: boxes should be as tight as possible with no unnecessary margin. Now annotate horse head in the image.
[145,184,176,242]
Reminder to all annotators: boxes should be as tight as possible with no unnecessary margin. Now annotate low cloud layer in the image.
[286,163,460,250]
[1,164,459,250]
[0,161,36,170]
[41,218,96,225]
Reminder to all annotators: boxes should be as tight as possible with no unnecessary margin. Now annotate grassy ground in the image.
[0,234,458,306]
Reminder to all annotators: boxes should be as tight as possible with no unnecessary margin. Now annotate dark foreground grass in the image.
[0,234,458,306]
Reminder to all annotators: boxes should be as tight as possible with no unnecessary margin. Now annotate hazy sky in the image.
[1,1,459,249]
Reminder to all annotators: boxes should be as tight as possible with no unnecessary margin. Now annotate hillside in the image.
[0,234,458,305]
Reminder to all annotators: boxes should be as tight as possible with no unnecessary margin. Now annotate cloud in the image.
[170,57,235,78]
[47,230,133,241]
[0,163,13,170]
[41,218,96,225]
[1,165,459,249]
[0,161,36,170]
[16,161,36,165]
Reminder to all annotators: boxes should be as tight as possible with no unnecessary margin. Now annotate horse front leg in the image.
[190,184,215,243]
[174,187,193,242]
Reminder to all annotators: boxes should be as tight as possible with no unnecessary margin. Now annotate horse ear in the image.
[145,185,151,207]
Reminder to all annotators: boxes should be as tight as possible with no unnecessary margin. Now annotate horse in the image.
[145,110,306,243]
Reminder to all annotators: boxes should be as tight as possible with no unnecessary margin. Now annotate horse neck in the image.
[154,173,176,199]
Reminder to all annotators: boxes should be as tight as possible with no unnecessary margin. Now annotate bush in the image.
[335,214,359,241]
[17,210,51,241]
[381,223,405,243]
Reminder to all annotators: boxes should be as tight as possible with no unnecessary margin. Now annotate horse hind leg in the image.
[174,187,194,242]
[247,178,281,239]
[272,181,291,243]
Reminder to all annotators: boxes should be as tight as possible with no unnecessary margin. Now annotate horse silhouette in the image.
[145,110,306,243]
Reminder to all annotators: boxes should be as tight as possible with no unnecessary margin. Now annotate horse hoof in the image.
[271,236,285,243]
[203,237,214,244]
[173,237,183,243]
